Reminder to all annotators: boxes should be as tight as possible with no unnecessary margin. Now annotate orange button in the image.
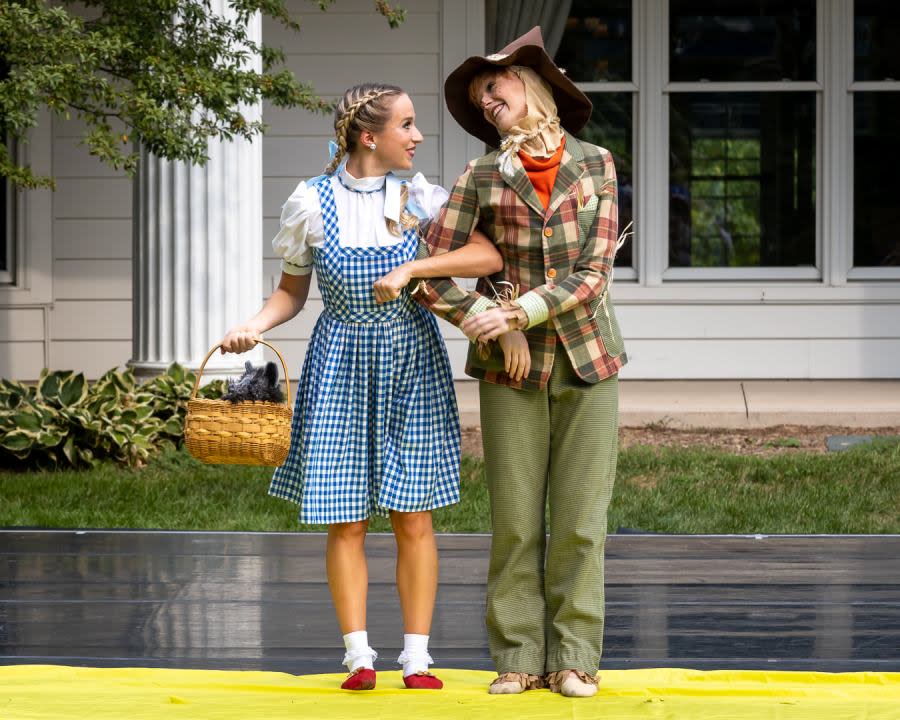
[543,227,554,237]
[546,268,557,279]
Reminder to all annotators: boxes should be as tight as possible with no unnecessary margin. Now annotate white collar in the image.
[339,165,386,192]
[337,164,403,224]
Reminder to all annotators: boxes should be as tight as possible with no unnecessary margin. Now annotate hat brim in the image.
[444,45,592,148]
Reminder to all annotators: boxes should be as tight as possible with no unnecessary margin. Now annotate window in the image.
[852,0,900,269]
[670,0,816,82]
[669,92,816,268]
[667,0,817,275]
[556,0,635,270]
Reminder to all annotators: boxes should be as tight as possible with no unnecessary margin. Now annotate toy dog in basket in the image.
[222,361,285,404]
[184,341,293,466]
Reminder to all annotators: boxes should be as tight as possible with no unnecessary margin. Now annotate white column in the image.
[130,6,263,383]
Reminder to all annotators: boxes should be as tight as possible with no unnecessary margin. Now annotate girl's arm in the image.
[220,272,311,354]
[373,228,501,304]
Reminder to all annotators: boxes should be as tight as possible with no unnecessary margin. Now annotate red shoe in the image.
[341,668,376,690]
[403,671,443,690]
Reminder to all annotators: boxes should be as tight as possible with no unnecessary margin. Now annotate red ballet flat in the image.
[403,671,443,690]
[341,668,376,690]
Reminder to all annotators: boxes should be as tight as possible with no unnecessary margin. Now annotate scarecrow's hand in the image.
[498,331,531,381]
[461,306,527,342]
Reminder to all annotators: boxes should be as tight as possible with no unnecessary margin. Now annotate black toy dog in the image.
[222,361,285,404]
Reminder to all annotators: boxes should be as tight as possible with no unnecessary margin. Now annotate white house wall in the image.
[47,113,133,380]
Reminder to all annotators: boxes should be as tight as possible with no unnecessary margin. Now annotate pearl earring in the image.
[368,143,377,150]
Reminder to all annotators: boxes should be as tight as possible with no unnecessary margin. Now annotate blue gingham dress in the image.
[269,175,461,524]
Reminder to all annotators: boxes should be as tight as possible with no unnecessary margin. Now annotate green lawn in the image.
[2,441,898,534]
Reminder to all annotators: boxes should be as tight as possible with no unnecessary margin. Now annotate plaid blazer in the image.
[416,132,627,390]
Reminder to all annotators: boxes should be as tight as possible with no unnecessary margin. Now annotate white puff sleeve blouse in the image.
[272,168,450,277]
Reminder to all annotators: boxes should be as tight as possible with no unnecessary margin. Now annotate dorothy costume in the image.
[268,161,460,524]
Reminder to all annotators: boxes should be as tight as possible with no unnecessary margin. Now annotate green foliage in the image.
[0,365,226,470]
[0,0,406,189]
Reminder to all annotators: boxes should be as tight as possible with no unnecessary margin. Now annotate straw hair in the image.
[325,83,419,236]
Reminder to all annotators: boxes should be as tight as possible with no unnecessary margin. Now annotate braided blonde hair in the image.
[326,83,421,236]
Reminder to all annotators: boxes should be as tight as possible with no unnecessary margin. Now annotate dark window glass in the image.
[578,93,633,268]
[855,1,900,81]
[669,92,816,268]
[555,0,632,82]
[670,0,816,82]
[854,93,900,266]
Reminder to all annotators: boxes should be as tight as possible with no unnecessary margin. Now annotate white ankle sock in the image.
[397,633,433,676]
[342,630,376,672]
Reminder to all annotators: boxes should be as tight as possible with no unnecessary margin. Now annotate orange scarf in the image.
[518,136,565,209]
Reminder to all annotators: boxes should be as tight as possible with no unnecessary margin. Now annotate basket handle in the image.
[189,339,292,406]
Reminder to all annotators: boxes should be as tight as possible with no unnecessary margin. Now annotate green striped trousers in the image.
[479,346,619,676]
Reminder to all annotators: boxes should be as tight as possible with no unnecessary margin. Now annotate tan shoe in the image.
[545,669,599,697]
[488,672,545,694]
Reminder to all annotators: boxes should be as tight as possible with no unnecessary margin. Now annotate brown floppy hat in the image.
[444,26,592,147]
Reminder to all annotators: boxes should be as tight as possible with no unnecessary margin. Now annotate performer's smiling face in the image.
[370,93,423,172]
[470,69,528,134]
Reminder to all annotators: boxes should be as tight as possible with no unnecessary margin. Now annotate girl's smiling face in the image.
[365,93,423,172]
[470,69,528,134]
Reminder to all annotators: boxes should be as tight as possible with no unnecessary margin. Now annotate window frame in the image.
[846,0,900,280]
[563,1,640,282]
[655,0,824,282]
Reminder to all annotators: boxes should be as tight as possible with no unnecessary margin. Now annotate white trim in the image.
[577,82,638,92]
[849,81,900,91]
[0,108,53,306]
[612,282,900,304]
[639,0,667,286]
[847,267,900,281]
[663,267,820,282]
[823,0,854,286]
[664,82,822,93]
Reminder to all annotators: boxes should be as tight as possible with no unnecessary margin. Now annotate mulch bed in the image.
[461,424,900,458]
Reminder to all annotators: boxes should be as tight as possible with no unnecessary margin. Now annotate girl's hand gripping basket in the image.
[184,340,293,466]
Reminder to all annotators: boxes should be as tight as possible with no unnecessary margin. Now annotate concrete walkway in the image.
[454,380,900,428]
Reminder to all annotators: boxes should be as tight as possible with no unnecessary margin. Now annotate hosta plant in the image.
[0,364,225,471]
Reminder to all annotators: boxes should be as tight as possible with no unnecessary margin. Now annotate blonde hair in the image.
[325,83,420,236]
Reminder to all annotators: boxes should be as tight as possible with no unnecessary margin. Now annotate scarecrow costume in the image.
[416,26,627,689]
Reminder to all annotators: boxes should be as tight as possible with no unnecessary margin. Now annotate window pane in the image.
[670,0,816,82]
[555,0,632,82]
[577,93,633,268]
[855,1,900,81]
[854,93,900,267]
[669,92,816,268]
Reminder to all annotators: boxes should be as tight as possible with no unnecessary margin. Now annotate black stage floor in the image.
[1,532,898,674]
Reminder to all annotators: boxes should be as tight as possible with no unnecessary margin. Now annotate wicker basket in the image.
[184,340,293,466]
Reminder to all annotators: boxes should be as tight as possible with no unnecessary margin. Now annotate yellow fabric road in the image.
[1,666,898,720]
